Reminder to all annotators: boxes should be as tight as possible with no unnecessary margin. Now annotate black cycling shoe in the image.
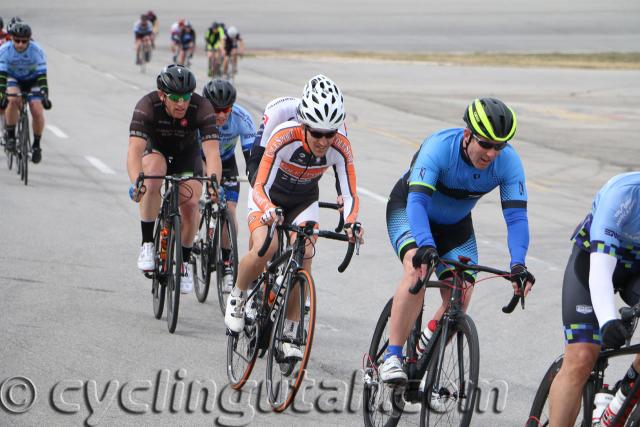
[5,137,16,152]
[31,146,42,164]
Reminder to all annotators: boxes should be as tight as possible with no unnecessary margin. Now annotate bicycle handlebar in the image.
[318,201,345,232]
[257,209,359,273]
[408,256,523,313]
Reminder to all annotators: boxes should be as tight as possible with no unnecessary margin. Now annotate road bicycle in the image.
[136,173,216,333]
[192,176,238,315]
[136,36,153,73]
[527,303,640,426]
[363,256,524,427]
[226,206,359,412]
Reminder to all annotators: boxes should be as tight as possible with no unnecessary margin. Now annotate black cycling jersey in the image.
[129,91,218,157]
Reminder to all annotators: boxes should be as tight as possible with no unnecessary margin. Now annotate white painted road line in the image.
[85,156,115,174]
[46,124,68,139]
[357,186,388,203]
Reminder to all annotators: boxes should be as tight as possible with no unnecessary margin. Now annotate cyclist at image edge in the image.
[201,78,256,291]
[133,14,153,64]
[379,98,535,384]
[127,64,223,294]
[548,172,640,426]
[205,22,225,77]
[0,22,51,163]
[222,26,243,79]
[0,17,10,46]
[224,76,364,360]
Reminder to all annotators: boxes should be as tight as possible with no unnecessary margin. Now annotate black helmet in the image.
[156,64,196,94]
[210,21,219,29]
[463,97,517,142]
[202,79,236,109]
[7,16,22,34]
[11,22,31,38]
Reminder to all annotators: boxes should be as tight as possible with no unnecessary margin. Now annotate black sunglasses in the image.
[473,135,507,151]
[13,39,30,45]
[307,128,337,139]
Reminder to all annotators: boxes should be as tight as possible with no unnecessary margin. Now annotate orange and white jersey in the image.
[253,121,359,224]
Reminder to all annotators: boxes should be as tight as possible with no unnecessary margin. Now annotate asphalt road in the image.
[1,1,640,426]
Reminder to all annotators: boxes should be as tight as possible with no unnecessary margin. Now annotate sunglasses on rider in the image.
[214,106,232,114]
[307,128,337,139]
[12,38,29,45]
[164,92,192,102]
[473,134,507,151]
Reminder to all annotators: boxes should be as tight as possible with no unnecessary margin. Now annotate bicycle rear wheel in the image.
[6,144,13,170]
[363,297,406,427]
[193,206,213,303]
[526,355,595,427]
[215,210,239,316]
[227,286,262,390]
[420,314,479,427]
[166,216,182,333]
[266,269,316,412]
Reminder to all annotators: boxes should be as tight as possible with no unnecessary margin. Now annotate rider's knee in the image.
[562,344,600,381]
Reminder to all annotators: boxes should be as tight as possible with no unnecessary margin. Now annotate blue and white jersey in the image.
[218,104,256,161]
[405,127,529,265]
[0,41,47,81]
[573,172,640,269]
[133,20,153,36]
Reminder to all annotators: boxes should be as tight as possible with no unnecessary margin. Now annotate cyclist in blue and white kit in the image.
[202,79,256,290]
[380,98,535,384]
[549,173,640,425]
[133,14,153,64]
[0,22,51,163]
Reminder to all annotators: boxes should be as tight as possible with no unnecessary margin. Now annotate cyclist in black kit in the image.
[127,64,222,294]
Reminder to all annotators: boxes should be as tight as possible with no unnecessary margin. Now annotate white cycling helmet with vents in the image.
[297,74,345,131]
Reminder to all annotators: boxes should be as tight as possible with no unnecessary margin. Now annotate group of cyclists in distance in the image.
[2,10,639,426]
[134,11,244,80]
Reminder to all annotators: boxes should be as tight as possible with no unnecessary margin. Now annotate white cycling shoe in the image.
[379,355,408,385]
[225,288,246,333]
[137,243,155,271]
[180,262,193,294]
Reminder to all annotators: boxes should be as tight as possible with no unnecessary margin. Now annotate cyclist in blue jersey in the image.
[548,172,640,425]
[133,14,153,65]
[176,22,195,67]
[202,79,256,291]
[379,98,535,384]
[0,22,51,163]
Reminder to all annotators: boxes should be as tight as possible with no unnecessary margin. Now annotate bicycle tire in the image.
[193,206,213,303]
[215,210,239,316]
[363,297,406,427]
[227,285,262,390]
[20,112,29,186]
[266,269,316,412]
[166,216,182,333]
[420,314,479,427]
[6,144,13,170]
[152,219,166,319]
[526,355,595,427]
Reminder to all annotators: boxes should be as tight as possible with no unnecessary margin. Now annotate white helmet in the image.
[227,26,238,37]
[297,74,345,131]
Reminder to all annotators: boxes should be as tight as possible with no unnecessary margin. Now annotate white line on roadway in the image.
[85,156,116,175]
[357,186,388,203]
[46,124,68,139]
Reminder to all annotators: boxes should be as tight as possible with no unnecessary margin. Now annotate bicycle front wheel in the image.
[526,355,595,427]
[152,219,166,319]
[166,216,182,333]
[215,210,239,316]
[420,314,479,427]
[20,117,30,186]
[227,286,261,390]
[266,269,316,412]
[362,297,407,427]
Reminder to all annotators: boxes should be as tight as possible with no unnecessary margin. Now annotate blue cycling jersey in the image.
[133,20,153,36]
[0,41,47,81]
[218,104,256,161]
[573,172,640,269]
[405,127,529,266]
